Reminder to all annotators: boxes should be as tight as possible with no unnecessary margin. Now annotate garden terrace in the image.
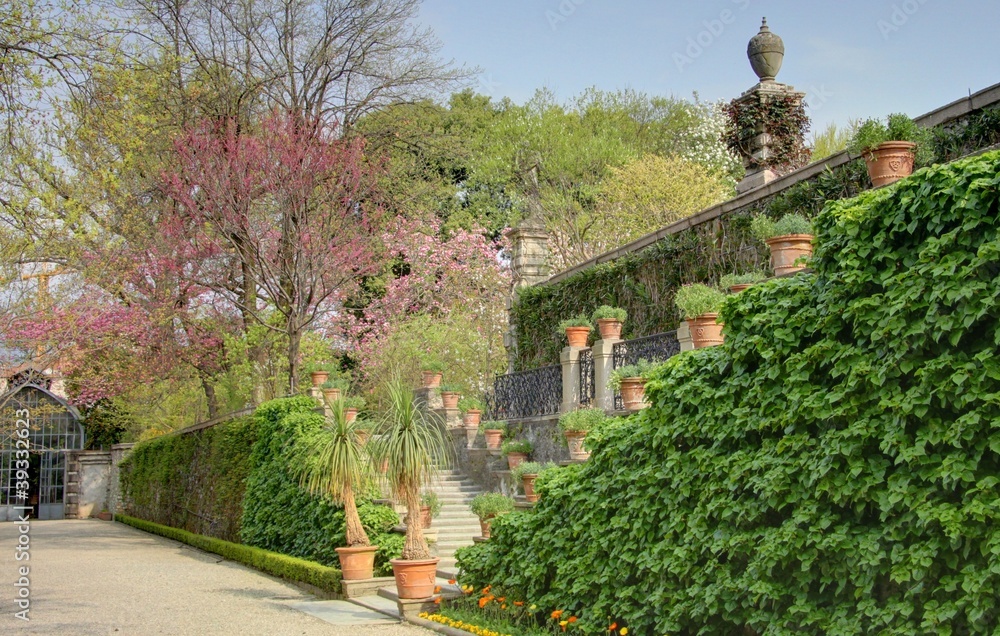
[509,82,1000,370]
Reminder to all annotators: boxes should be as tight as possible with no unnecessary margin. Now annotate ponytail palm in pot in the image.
[296,398,378,580]
[370,377,451,599]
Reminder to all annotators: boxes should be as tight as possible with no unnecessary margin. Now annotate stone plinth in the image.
[415,386,443,410]
[732,81,806,194]
[341,576,396,599]
[396,596,441,621]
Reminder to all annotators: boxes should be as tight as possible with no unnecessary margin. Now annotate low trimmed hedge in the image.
[117,514,342,595]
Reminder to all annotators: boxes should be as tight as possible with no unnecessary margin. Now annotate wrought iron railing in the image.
[579,348,594,406]
[612,330,681,410]
[486,364,562,421]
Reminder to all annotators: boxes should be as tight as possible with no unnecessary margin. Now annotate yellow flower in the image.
[620,628,629,635]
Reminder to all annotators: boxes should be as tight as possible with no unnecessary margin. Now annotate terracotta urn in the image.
[322,387,341,403]
[420,505,433,529]
[596,319,623,341]
[747,18,784,82]
[864,141,916,187]
[479,515,495,539]
[564,430,590,461]
[345,408,358,423]
[421,371,442,388]
[336,545,378,580]
[462,409,481,427]
[522,474,539,503]
[765,234,813,276]
[441,391,460,409]
[310,371,329,387]
[729,283,753,293]
[619,377,647,411]
[484,429,503,450]
[564,326,591,348]
[391,557,441,599]
[506,452,528,470]
[686,314,725,349]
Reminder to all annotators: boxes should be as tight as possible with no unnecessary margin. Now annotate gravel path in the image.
[0,519,433,635]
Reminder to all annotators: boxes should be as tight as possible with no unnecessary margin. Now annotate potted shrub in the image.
[439,383,461,410]
[501,439,533,470]
[674,284,726,349]
[607,359,656,411]
[511,461,543,503]
[419,491,442,529]
[321,377,351,403]
[296,398,378,580]
[558,315,592,348]
[96,507,113,521]
[750,214,814,277]
[342,396,366,423]
[591,305,627,340]
[558,407,606,461]
[481,421,506,451]
[419,359,445,388]
[459,397,484,426]
[469,492,514,539]
[369,378,451,599]
[847,113,932,187]
[719,271,767,293]
[309,367,330,388]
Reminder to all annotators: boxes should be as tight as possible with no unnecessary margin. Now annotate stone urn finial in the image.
[747,17,784,82]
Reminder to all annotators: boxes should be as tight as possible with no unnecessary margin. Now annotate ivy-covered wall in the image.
[510,105,1000,370]
[120,396,403,575]
[459,150,1000,634]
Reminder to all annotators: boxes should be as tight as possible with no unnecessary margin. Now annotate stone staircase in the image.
[426,469,483,579]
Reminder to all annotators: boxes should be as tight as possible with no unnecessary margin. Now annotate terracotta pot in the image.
[441,391,460,409]
[479,515,495,538]
[420,505,433,529]
[322,387,341,403]
[564,430,590,461]
[464,424,479,449]
[564,326,591,348]
[484,429,503,450]
[345,408,358,423]
[619,377,647,411]
[686,314,724,349]
[596,319,623,341]
[462,409,481,426]
[391,557,441,599]
[421,371,442,388]
[522,474,539,503]
[310,371,329,387]
[728,283,753,293]
[506,452,528,470]
[96,511,113,521]
[864,141,916,187]
[355,430,370,445]
[765,234,813,276]
[336,545,378,580]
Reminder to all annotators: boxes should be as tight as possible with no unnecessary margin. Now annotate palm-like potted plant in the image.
[296,398,378,580]
[751,214,813,277]
[847,113,932,187]
[511,461,545,503]
[481,421,506,451]
[439,383,462,410]
[369,377,451,599]
[719,271,767,294]
[557,407,606,461]
[419,359,445,388]
[501,439,533,470]
[608,359,656,411]
[558,314,592,348]
[470,492,514,539]
[420,491,442,529]
[675,284,726,349]
[591,305,627,340]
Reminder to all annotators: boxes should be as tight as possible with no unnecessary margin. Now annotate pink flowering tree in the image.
[163,112,383,392]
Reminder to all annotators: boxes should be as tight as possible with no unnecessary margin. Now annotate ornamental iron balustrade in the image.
[486,364,562,421]
[612,330,681,410]
[579,348,594,406]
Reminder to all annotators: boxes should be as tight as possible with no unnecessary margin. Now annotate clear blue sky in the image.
[417,0,1000,132]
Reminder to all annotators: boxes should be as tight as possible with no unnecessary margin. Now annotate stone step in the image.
[348,594,401,620]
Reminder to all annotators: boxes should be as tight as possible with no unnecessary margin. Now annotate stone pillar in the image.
[108,443,135,515]
[560,346,582,414]
[505,215,551,372]
[592,337,620,412]
[678,321,694,352]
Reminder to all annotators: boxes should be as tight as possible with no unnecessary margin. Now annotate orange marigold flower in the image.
[551,609,564,620]
[568,616,578,623]
[447,579,456,584]
[513,601,524,607]
[433,597,442,604]
[497,597,506,602]
[434,586,441,594]
[501,604,507,610]
[609,623,617,631]
[478,597,489,609]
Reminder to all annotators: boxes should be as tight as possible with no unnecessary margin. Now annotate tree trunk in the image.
[342,483,371,547]
[286,318,301,396]
[199,372,220,420]
[401,485,430,560]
